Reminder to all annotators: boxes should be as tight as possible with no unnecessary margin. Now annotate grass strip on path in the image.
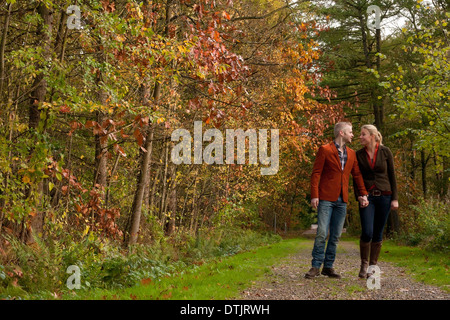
[66,238,311,300]
[348,237,449,292]
[380,240,450,292]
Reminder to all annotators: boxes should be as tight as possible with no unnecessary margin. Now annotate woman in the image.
[356,124,399,278]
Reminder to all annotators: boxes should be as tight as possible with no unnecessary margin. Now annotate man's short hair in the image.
[334,121,352,138]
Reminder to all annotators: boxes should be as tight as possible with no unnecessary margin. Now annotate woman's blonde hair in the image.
[361,124,383,145]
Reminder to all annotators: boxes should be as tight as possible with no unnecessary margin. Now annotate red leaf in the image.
[85,121,96,128]
[102,119,115,128]
[59,105,71,113]
[212,30,221,42]
[141,278,152,286]
[162,292,172,299]
[100,135,108,145]
[134,129,144,146]
[114,144,127,157]
[120,129,129,138]
[222,11,231,20]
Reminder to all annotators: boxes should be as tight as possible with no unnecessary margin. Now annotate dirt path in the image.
[240,240,449,300]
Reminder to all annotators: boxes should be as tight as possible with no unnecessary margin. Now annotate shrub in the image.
[0,223,281,299]
[395,197,449,252]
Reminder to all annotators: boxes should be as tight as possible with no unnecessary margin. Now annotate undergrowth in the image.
[0,227,281,299]
[392,197,449,252]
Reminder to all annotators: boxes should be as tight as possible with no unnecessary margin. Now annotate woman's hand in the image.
[391,200,399,210]
[358,195,369,208]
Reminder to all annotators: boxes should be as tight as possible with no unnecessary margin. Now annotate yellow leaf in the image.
[22,175,30,184]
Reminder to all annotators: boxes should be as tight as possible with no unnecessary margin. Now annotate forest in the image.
[0,0,448,298]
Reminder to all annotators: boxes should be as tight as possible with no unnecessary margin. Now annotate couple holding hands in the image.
[305,122,398,279]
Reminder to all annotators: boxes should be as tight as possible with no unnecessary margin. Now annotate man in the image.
[305,122,369,279]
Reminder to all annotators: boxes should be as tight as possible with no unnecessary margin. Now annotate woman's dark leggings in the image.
[359,195,392,243]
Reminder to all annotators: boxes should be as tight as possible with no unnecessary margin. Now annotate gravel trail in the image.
[240,240,449,300]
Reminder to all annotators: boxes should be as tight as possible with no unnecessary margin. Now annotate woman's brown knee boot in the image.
[369,241,382,266]
[359,241,371,278]
[367,241,383,277]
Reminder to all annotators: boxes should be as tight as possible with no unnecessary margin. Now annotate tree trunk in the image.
[373,27,383,129]
[0,2,12,98]
[189,178,198,233]
[165,166,177,236]
[442,156,449,198]
[421,150,428,197]
[0,2,12,232]
[359,7,383,129]
[126,0,172,246]
[94,110,108,191]
[150,165,162,217]
[127,120,155,245]
[26,3,53,244]
[358,8,371,69]
[160,137,170,225]
[93,62,109,194]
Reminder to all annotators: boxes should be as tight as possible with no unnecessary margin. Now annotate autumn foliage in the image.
[0,0,448,298]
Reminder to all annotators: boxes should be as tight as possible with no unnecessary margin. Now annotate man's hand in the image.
[358,195,369,208]
[311,198,319,209]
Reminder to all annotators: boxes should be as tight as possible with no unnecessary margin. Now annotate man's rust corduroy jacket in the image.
[310,142,367,203]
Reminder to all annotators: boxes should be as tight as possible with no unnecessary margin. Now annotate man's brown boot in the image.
[359,241,371,278]
[321,267,341,279]
[305,267,320,279]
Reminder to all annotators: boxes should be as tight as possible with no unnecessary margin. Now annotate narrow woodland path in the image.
[239,240,449,300]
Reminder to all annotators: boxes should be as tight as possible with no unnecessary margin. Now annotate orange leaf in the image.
[162,292,172,299]
[141,278,152,286]
[134,129,144,146]
[59,105,71,113]
[85,120,96,128]
[222,11,231,20]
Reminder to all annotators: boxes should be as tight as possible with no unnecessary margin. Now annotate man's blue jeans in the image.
[311,196,347,269]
